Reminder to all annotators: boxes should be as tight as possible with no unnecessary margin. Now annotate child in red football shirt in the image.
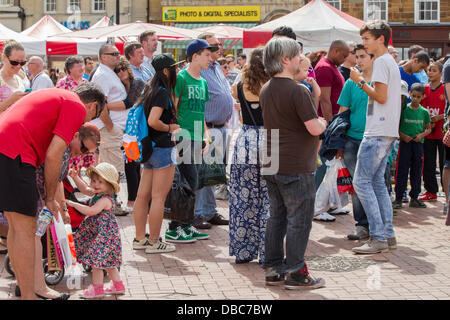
[420,61,446,201]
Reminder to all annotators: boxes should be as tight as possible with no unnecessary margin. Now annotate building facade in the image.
[337,0,450,59]
[0,0,157,31]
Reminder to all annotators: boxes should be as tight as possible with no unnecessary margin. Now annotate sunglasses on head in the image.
[8,58,27,66]
[104,51,120,57]
[114,66,127,73]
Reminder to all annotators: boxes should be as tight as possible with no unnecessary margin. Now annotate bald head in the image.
[28,56,44,77]
[328,40,350,66]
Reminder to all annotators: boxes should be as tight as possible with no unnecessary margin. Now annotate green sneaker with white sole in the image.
[183,225,210,240]
[165,226,197,243]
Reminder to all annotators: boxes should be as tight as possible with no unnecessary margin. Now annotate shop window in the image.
[365,0,388,22]
[0,0,13,6]
[67,0,81,14]
[325,0,341,10]
[44,0,56,13]
[93,0,106,13]
[415,0,440,23]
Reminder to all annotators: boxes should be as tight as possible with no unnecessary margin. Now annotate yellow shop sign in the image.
[162,6,261,22]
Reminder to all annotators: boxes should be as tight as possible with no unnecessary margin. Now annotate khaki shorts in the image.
[98,125,125,174]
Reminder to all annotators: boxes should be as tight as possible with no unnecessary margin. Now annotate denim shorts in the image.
[143,147,176,170]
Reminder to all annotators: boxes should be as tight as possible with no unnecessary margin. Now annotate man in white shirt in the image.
[28,57,54,91]
[349,20,401,255]
[90,44,128,175]
[139,30,157,76]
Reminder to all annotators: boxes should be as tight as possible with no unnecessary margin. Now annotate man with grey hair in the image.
[260,37,327,290]
[28,56,54,91]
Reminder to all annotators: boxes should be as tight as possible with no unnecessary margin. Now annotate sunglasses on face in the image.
[222,65,229,69]
[104,52,120,57]
[114,66,127,73]
[8,58,27,66]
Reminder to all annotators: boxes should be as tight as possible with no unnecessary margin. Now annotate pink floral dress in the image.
[74,194,122,269]
[55,75,86,91]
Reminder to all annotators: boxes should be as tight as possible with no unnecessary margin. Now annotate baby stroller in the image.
[4,231,65,286]
[3,178,87,286]
[2,209,65,285]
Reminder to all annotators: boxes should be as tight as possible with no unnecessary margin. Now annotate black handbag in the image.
[164,167,195,224]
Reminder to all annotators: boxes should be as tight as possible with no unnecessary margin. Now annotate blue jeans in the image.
[353,136,396,242]
[194,126,229,221]
[263,173,315,274]
[342,136,369,228]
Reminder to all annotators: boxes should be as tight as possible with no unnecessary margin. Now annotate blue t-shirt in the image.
[337,79,370,140]
[399,66,421,102]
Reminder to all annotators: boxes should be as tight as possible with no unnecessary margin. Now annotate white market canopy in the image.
[244,0,365,51]
[0,23,45,56]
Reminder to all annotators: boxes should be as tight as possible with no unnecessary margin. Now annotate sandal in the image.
[0,242,7,254]
[314,212,336,222]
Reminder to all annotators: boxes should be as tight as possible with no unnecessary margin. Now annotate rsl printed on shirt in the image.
[185,85,207,112]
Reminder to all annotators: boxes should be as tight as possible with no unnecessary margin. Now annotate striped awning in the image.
[164,38,243,50]
[174,23,257,29]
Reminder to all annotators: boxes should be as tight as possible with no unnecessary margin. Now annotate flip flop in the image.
[0,242,7,254]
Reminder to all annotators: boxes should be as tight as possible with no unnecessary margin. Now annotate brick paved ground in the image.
[1,183,449,301]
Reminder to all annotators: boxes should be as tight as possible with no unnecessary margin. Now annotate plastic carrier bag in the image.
[314,158,349,215]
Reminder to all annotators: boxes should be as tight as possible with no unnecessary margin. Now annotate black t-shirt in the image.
[146,88,176,148]
[338,66,351,82]
[237,82,263,126]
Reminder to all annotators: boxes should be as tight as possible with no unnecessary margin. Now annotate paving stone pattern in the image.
[1,188,449,300]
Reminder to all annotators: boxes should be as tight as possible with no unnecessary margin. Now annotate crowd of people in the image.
[0,20,449,300]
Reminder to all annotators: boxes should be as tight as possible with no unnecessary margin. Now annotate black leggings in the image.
[125,161,141,202]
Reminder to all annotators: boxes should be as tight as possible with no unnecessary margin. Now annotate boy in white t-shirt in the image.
[348,20,401,254]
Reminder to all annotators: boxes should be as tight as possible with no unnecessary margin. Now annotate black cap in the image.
[151,53,184,72]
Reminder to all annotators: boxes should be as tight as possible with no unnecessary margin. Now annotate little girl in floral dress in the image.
[66,162,124,299]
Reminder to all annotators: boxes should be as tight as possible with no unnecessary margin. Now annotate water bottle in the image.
[36,207,53,237]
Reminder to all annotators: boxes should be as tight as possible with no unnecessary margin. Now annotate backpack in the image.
[123,102,152,163]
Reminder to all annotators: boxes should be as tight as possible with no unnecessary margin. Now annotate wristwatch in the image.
[357,80,366,89]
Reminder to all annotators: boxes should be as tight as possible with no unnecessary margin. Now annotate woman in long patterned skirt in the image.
[229,48,270,264]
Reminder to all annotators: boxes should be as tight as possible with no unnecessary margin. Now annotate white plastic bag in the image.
[52,216,75,269]
[314,158,349,215]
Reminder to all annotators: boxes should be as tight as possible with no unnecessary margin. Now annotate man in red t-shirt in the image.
[0,83,105,300]
[315,40,348,121]
[314,40,349,193]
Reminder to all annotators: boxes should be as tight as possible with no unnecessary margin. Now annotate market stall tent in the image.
[89,16,113,29]
[243,0,366,51]
[0,23,45,56]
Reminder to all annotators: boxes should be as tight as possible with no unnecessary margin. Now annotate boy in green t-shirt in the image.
[393,83,432,209]
[166,39,213,243]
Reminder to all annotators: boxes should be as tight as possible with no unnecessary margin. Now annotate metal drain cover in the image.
[306,255,382,272]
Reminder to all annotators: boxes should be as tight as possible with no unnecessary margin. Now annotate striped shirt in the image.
[200,61,234,125]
